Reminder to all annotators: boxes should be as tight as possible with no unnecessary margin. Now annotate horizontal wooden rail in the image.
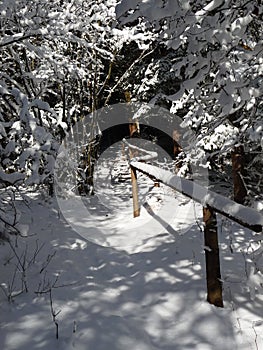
[122,139,158,162]
[130,160,263,233]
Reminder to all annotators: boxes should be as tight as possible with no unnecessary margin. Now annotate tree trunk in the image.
[203,206,223,308]
[231,145,247,204]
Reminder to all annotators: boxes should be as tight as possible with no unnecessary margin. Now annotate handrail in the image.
[130,160,263,233]
[122,138,158,162]
[123,141,263,307]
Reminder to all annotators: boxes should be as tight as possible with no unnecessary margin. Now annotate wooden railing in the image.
[123,140,263,308]
[130,160,263,233]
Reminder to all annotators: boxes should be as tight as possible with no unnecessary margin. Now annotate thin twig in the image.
[39,251,57,273]
[49,288,61,339]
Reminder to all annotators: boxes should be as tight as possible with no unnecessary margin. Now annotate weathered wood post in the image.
[203,206,223,307]
[130,164,140,217]
[173,126,223,307]
[128,140,140,217]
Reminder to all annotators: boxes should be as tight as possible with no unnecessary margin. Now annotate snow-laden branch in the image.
[130,161,263,233]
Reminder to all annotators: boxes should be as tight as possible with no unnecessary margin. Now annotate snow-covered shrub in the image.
[0,0,144,194]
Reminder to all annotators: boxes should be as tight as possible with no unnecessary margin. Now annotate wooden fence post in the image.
[131,165,140,217]
[203,206,223,307]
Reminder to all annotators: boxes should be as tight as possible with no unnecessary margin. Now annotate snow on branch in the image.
[130,161,263,233]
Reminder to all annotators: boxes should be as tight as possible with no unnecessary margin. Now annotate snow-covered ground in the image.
[0,145,263,350]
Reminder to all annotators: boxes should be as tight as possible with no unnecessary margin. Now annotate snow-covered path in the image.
[56,142,201,252]
[0,145,263,350]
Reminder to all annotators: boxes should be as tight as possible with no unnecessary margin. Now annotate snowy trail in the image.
[57,143,201,253]
[0,196,236,350]
[0,145,263,350]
